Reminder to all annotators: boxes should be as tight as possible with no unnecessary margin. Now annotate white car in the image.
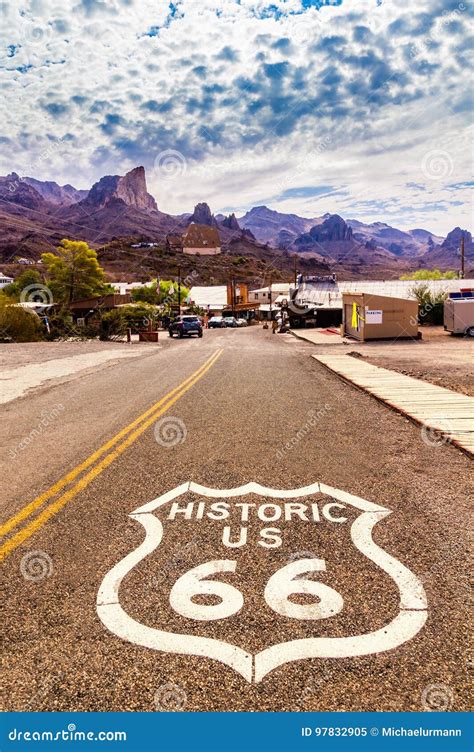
[236,318,248,327]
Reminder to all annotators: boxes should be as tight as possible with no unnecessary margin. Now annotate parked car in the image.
[208,316,226,329]
[169,315,203,338]
[223,316,238,328]
[236,318,248,327]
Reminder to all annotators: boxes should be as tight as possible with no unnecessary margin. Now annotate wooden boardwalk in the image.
[312,354,474,456]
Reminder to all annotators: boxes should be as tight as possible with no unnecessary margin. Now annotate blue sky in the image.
[0,0,473,234]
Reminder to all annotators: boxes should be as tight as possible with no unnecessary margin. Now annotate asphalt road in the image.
[0,327,471,712]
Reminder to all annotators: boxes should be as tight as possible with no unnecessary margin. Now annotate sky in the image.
[1,0,473,235]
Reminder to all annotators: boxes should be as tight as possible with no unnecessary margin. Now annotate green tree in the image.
[400,269,459,281]
[131,280,160,304]
[131,279,190,307]
[3,269,43,299]
[41,239,110,304]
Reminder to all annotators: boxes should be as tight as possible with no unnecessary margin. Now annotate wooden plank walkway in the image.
[312,354,474,456]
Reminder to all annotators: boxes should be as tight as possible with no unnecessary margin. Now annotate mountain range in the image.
[0,166,471,275]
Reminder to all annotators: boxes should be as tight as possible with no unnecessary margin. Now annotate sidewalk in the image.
[312,353,474,457]
[290,328,345,345]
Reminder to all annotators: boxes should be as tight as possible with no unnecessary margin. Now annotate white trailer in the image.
[444,298,474,336]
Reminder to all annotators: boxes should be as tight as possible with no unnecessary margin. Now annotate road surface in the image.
[0,327,471,712]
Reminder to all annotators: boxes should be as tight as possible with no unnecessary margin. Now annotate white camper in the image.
[444,298,474,336]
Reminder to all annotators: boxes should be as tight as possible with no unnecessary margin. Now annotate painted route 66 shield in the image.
[97,482,427,683]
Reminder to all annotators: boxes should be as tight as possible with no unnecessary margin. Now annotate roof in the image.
[183,223,220,248]
[250,283,290,294]
[294,278,474,308]
[189,285,227,307]
[166,234,183,249]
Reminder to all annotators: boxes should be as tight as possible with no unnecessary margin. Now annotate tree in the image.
[400,269,458,281]
[131,279,190,307]
[3,269,43,299]
[41,239,110,304]
[131,280,160,305]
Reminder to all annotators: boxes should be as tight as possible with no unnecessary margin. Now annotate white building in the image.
[189,285,227,313]
[248,283,291,305]
[294,278,474,308]
[0,273,13,288]
[111,281,147,295]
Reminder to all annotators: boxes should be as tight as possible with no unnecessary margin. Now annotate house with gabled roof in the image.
[183,223,221,256]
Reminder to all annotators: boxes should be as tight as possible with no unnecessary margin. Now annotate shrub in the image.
[410,284,447,325]
[0,301,44,342]
[100,303,159,339]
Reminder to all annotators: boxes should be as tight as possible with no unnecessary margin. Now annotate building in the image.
[68,293,131,323]
[183,224,221,256]
[189,283,259,320]
[342,292,418,341]
[248,283,291,305]
[111,281,147,295]
[248,283,291,320]
[166,235,183,253]
[0,273,13,288]
[188,285,228,314]
[290,277,474,329]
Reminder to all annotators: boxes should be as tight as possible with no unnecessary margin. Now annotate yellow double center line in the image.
[0,348,223,563]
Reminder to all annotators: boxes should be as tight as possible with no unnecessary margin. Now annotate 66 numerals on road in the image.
[169,558,343,621]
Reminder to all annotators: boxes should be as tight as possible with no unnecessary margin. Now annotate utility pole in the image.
[460,235,465,280]
[293,255,298,288]
[230,276,235,317]
[177,265,181,311]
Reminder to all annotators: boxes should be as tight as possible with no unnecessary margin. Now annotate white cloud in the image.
[0,0,472,234]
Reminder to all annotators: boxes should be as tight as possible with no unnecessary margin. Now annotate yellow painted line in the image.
[0,349,223,547]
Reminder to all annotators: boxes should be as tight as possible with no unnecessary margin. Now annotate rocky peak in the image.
[0,172,47,210]
[220,212,240,231]
[308,214,353,243]
[442,227,472,250]
[22,177,87,206]
[82,166,158,212]
[189,202,216,226]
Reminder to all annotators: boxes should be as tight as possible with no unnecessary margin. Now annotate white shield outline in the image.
[96,482,428,683]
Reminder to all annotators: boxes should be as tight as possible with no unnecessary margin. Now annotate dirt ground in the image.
[349,327,474,397]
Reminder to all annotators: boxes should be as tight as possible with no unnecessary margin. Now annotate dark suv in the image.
[169,315,203,338]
